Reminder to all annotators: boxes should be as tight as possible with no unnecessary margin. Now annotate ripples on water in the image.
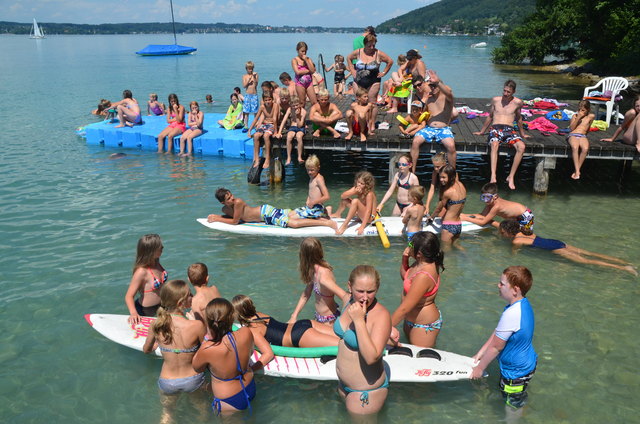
[0,34,638,423]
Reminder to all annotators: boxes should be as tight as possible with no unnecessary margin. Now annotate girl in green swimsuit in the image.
[334,265,391,415]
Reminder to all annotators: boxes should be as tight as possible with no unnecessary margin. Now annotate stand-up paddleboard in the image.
[85,314,478,383]
[196,216,485,238]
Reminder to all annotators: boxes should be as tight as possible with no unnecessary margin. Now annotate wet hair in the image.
[245,61,254,69]
[133,234,162,272]
[438,164,457,190]
[317,87,330,98]
[348,265,380,289]
[305,154,320,169]
[233,87,242,93]
[503,265,533,296]
[122,90,133,99]
[232,294,259,326]
[168,93,180,109]
[205,298,235,344]
[215,187,230,203]
[96,99,111,113]
[481,182,498,195]
[152,280,192,345]
[150,93,158,101]
[354,171,375,193]
[410,232,445,273]
[187,262,208,287]
[230,93,239,101]
[578,99,591,112]
[499,219,522,236]
[335,54,344,62]
[364,33,377,45]
[296,41,308,52]
[397,54,407,65]
[504,79,517,91]
[279,72,292,83]
[206,94,213,101]
[299,237,333,285]
[355,87,368,98]
[431,152,446,166]
[409,185,425,203]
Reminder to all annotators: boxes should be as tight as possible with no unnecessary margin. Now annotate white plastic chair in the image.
[582,77,629,127]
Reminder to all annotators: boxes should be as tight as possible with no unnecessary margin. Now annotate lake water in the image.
[0,33,638,424]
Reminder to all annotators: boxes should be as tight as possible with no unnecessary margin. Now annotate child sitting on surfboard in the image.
[289,237,349,327]
[207,188,337,232]
[290,155,331,220]
[377,153,419,216]
[330,171,378,236]
[187,262,221,323]
[402,186,426,241]
[124,234,167,324]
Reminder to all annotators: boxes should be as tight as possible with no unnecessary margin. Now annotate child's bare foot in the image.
[114,124,125,128]
[262,161,270,169]
[312,129,321,137]
[330,129,341,139]
[506,176,516,190]
[345,132,353,141]
[571,172,580,180]
[489,177,497,184]
[125,121,134,127]
[325,219,338,232]
[326,205,333,215]
[251,159,261,168]
[623,265,638,276]
[285,159,292,166]
[359,133,367,142]
[297,158,305,164]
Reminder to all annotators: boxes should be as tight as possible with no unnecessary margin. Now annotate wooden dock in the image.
[276,97,637,193]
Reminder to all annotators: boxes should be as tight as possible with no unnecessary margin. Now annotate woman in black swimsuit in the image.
[233,295,339,348]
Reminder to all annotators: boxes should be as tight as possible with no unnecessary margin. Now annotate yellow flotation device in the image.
[396,111,430,126]
[373,213,390,248]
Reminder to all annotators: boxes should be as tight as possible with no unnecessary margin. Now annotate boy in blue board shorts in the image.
[471,266,537,409]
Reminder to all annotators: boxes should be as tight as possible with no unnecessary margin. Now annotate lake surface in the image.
[0,33,638,423]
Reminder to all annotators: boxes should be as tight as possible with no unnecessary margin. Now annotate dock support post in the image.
[533,157,556,194]
[389,152,403,183]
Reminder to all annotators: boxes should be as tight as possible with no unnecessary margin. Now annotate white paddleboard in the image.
[196,216,485,238]
[86,314,477,383]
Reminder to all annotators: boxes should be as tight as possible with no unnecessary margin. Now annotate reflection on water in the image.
[0,34,638,424]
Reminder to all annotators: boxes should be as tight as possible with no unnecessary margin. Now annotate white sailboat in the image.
[30,18,45,39]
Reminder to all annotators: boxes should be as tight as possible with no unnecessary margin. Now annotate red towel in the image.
[533,101,558,109]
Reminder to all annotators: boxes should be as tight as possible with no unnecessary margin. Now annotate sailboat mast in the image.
[169,0,177,45]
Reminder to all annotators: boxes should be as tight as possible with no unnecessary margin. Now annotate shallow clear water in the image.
[0,33,639,423]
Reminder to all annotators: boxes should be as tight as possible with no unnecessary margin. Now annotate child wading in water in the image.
[187,262,221,323]
[346,87,376,142]
[567,100,595,180]
[377,154,419,216]
[279,95,307,165]
[125,234,168,324]
[331,171,378,235]
[289,237,349,330]
[403,186,426,241]
[178,101,204,156]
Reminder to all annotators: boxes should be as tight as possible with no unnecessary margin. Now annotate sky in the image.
[2,0,439,28]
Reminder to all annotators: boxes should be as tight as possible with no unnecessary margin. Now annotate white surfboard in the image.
[196,216,485,238]
[85,314,477,383]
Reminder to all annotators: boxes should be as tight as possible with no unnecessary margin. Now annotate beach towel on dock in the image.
[527,117,558,133]
[546,110,570,121]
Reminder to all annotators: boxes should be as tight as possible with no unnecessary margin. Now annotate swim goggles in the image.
[397,162,410,167]
[480,193,495,203]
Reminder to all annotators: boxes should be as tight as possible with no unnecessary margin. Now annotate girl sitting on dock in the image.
[218,93,244,130]
[157,93,185,153]
[178,101,204,156]
[567,100,595,180]
[147,93,165,116]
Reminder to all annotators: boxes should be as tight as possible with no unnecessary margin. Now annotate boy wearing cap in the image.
[398,100,428,138]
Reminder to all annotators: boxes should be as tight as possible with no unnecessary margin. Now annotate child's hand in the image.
[357,225,365,235]
[207,214,220,222]
[128,313,141,325]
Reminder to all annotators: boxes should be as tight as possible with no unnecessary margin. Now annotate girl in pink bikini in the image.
[289,238,349,332]
[390,231,445,348]
[178,101,204,156]
[157,93,186,153]
[125,234,168,324]
[291,41,318,107]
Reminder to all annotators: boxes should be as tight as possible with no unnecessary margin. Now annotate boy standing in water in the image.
[187,262,221,323]
[473,79,531,190]
[471,266,537,410]
[292,155,331,219]
[402,185,426,241]
[460,183,534,233]
[242,61,259,128]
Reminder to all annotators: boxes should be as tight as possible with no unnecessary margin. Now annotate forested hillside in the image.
[376,0,535,35]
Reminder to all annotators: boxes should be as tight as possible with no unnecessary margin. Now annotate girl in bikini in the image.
[289,238,349,331]
[377,154,419,216]
[157,93,186,153]
[124,234,167,324]
[567,100,595,179]
[432,164,466,247]
[390,231,445,348]
[147,93,165,116]
[335,265,391,416]
[333,171,378,236]
[192,298,272,416]
[291,41,318,107]
[142,280,206,421]
[178,101,204,156]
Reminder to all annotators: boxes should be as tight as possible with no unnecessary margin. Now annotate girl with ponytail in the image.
[390,231,445,348]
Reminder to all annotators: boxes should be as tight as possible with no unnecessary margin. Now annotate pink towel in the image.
[527,117,558,134]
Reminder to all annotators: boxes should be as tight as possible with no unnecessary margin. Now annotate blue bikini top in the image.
[332,298,378,350]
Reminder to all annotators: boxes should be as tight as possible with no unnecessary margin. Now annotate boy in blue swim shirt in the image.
[471,266,537,409]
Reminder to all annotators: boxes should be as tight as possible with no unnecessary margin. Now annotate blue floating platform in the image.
[81,114,255,159]
[136,44,197,56]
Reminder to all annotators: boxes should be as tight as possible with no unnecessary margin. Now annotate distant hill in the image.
[376,0,535,35]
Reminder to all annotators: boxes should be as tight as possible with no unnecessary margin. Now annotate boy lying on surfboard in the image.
[207,187,338,232]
